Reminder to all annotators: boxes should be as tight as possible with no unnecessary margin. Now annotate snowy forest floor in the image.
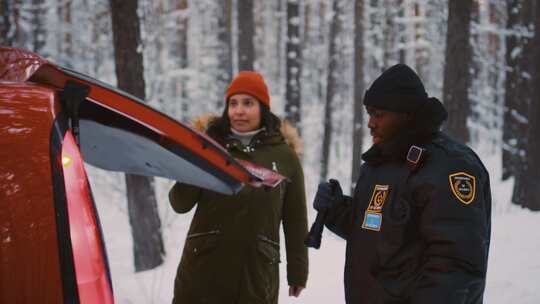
[89,152,540,304]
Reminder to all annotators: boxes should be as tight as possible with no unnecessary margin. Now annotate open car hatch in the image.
[1,47,285,194]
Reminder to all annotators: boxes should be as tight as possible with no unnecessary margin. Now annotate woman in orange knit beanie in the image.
[169,71,309,304]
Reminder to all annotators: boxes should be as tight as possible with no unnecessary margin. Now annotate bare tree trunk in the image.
[2,0,24,47]
[487,2,506,143]
[303,1,310,62]
[285,0,302,129]
[502,0,534,190]
[110,0,165,272]
[413,2,429,80]
[30,0,46,53]
[175,0,190,120]
[57,0,73,67]
[0,0,12,45]
[320,0,344,183]
[176,0,188,70]
[397,0,406,63]
[382,0,399,67]
[443,0,473,143]
[276,0,285,87]
[217,0,232,106]
[318,1,327,101]
[469,0,481,83]
[351,0,365,192]
[503,0,535,208]
[237,0,254,71]
[90,2,110,77]
[524,0,540,210]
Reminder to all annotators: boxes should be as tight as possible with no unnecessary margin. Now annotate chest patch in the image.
[449,172,476,205]
[367,184,389,212]
[362,185,390,231]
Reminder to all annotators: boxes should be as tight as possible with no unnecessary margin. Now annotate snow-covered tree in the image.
[0,0,13,46]
[237,0,254,71]
[502,0,535,208]
[29,0,46,53]
[525,0,540,210]
[351,0,365,192]
[468,1,506,152]
[216,0,232,107]
[502,0,534,181]
[285,0,303,129]
[110,0,165,272]
[320,0,346,183]
[443,0,474,143]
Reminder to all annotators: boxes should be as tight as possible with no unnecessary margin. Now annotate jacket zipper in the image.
[186,230,221,240]
[257,234,280,247]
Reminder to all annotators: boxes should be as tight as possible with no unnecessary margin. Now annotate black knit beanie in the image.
[363,63,428,113]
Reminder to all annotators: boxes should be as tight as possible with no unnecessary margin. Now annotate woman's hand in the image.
[288,285,305,297]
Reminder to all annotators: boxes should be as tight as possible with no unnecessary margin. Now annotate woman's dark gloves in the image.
[313,179,343,211]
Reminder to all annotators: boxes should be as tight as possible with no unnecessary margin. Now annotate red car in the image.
[0,47,283,303]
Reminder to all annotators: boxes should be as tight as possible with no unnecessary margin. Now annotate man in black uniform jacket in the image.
[314,64,491,304]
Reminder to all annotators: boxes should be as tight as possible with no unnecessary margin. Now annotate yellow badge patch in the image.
[367,185,390,212]
[362,185,390,231]
[449,172,476,204]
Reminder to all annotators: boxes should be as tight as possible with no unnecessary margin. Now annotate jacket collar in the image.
[190,113,302,155]
[362,97,447,166]
[223,130,284,153]
[361,128,431,166]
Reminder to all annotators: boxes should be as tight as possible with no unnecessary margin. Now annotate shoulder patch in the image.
[449,172,476,204]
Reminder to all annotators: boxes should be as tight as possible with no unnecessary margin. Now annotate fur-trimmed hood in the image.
[190,113,303,155]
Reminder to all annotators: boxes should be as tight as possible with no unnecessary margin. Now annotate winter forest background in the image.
[2,0,540,303]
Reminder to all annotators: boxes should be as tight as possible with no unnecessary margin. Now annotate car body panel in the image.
[0,83,64,303]
[0,47,48,82]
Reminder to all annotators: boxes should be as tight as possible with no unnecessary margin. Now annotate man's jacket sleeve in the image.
[323,195,354,240]
[411,163,491,304]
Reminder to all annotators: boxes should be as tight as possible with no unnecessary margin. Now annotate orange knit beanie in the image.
[225,71,270,108]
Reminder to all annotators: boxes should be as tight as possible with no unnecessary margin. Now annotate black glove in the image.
[313,179,343,211]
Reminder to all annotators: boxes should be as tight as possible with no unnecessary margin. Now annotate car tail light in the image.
[61,131,114,304]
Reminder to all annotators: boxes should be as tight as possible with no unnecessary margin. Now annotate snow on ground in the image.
[484,210,540,304]
[88,151,540,304]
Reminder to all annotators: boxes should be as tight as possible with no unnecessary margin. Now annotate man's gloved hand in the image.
[313,179,343,212]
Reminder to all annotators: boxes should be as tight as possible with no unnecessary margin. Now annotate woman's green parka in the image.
[169,116,308,304]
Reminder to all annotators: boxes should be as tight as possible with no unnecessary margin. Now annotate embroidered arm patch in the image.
[449,172,476,205]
